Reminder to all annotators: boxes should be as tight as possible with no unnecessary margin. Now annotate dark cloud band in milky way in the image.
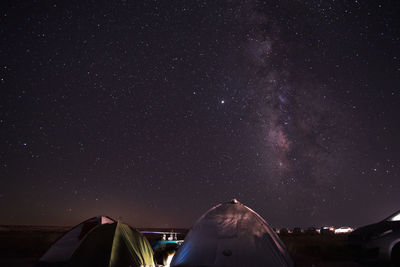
[237,1,356,215]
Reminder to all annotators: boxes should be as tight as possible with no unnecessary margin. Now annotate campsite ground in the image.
[280,233,360,266]
[0,225,376,266]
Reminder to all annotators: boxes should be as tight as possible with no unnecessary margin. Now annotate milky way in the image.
[1,0,399,228]
[223,2,352,217]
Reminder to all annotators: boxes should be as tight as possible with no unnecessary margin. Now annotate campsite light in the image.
[390,213,400,221]
[165,251,175,267]
[334,227,354,234]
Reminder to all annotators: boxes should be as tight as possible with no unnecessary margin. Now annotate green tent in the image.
[60,221,154,267]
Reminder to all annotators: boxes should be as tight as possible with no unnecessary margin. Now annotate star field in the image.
[1,0,399,228]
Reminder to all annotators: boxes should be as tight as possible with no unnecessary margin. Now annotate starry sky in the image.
[1,0,399,228]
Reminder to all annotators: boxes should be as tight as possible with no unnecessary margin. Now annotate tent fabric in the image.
[171,199,293,267]
[110,222,155,266]
[70,221,155,267]
[38,216,115,265]
[37,218,155,267]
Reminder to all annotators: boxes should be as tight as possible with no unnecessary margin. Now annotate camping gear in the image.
[37,216,155,267]
[38,216,115,265]
[171,199,293,267]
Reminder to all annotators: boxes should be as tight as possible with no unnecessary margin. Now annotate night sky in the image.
[1,0,399,229]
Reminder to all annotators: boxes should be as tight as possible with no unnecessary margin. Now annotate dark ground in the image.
[280,233,359,266]
[0,225,369,266]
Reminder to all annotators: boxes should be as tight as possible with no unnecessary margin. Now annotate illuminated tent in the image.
[171,199,293,267]
[37,217,155,267]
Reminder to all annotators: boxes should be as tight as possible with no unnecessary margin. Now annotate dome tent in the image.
[37,217,155,267]
[171,199,293,267]
[38,216,115,266]
[69,221,155,267]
